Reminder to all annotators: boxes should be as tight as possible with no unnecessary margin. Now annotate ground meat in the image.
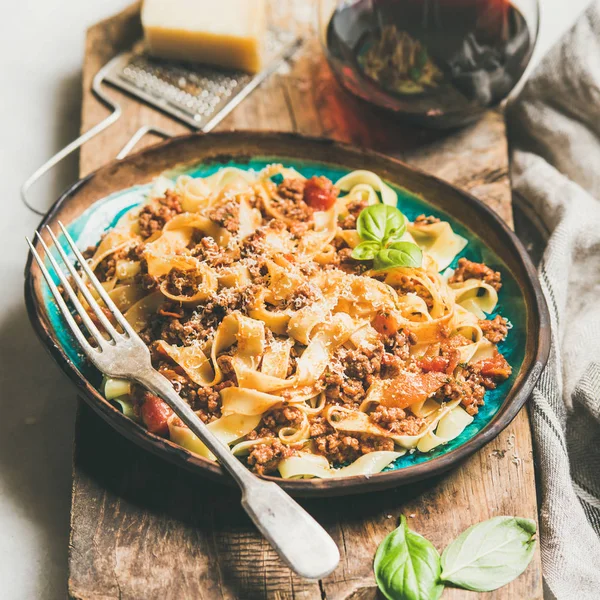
[240,221,287,259]
[144,285,259,347]
[335,247,371,275]
[156,362,189,393]
[449,258,502,292]
[247,439,294,475]
[324,374,365,405]
[140,284,259,346]
[344,346,383,381]
[438,333,472,374]
[216,355,238,385]
[282,282,321,310]
[309,415,334,438]
[139,307,214,347]
[314,432,394,466]
[288,221,312,239]
[127,244,145,261]
[383,329,417,361]
[193,382,230,418]
[131,253,158,291]
[196,285,260,329]
[381,352,403,378]
[369,405,425,435]
[315,434,360,464]
[95,243,145,283]
[240,229,266,259]
[153,362,218,419]
[245,256,270,287]
[338,198,368,230]
[414,214,440,225]
[207,198,240,233]
[189,235,238,268]
[436,377,486,416]
[165,315,210,345]
[323,343,384,405]
[273,178,314,222]
[140,286,258,346]
[164,267,202,297]
[149,345,221,414]
[140,272,158,291]
[395,275,434,310]
[138,190,183,238]
[479,315,509,343]
[94,245,135,282]
[261,407,304,432]
[95,254,117,282]
[82,246,96,260]
[278,178,305,203]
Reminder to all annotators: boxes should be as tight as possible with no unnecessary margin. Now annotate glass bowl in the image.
[318,0,539,129]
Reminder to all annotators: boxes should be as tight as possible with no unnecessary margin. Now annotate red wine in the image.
[326,0,534,128]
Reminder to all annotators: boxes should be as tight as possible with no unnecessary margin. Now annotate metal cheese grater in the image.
[22,29,301,215]
[104,29,299,130]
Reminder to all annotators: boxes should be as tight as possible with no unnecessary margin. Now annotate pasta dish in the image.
[82,165,512,479]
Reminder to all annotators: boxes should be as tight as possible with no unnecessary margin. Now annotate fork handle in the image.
[137,369,340,579]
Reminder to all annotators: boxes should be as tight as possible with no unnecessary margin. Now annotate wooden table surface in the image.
[68,3,543,599]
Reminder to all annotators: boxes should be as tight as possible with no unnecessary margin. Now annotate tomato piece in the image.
[372,311,401,336]
[479,353,512,379]
[303,176,339,211]
[379,371,447,409]
[417,356,449,373]
[141,394,173,436]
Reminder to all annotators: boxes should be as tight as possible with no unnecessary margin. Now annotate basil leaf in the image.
[374,242,423,271]
[357,204,407,244]
[375,516,444,600]
[351,241,381,261]
[440,516,537,592]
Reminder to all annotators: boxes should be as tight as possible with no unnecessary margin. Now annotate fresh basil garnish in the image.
[440,516,537,592]
[374,515,444,600]
[357,204,407,244]
[374,242,423,271]
[351,204,422,270]
[351,241,381,261]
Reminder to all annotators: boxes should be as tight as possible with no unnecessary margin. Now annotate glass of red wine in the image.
[319,0,539,128]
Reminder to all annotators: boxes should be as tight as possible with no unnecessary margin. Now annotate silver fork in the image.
[27,223,340,580]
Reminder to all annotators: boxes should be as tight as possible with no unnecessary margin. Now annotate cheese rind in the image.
[141,0,267,74]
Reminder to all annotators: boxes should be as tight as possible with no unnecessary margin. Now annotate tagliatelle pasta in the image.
[82,164,512,479]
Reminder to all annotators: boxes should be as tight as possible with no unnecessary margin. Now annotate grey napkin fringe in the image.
[507,3,600,598]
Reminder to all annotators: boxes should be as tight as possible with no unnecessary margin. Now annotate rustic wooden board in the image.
[69,3,542,598]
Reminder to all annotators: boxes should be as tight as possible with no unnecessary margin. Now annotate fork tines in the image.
[27,222,136,354]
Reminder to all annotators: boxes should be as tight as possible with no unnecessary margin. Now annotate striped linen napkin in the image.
[507,3,600,598]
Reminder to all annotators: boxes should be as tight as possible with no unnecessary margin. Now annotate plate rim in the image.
[24,130,551,497]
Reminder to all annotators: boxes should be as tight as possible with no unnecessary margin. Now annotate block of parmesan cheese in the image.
[141,0,267,74]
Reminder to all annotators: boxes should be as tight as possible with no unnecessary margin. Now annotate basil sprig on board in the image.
[374,516,537,599]
[351,204,422,270]
[375,515,444,600]
[440,516,537,592]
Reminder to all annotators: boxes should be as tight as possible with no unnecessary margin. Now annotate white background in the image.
[0,1,593,598]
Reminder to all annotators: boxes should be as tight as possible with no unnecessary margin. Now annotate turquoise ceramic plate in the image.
[25,132,550,496]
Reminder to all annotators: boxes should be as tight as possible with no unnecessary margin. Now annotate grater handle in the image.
[116,126,172,159]
[21,56,125,216]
